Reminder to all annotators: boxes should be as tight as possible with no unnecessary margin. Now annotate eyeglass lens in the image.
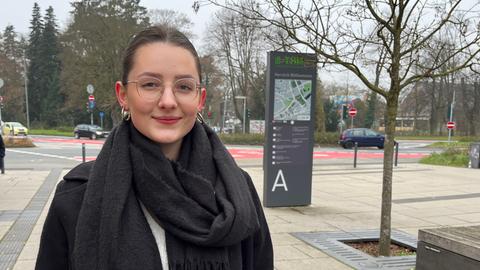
[135,77,199,102]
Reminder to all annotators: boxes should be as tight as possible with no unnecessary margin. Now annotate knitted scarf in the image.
[73,120,260,270]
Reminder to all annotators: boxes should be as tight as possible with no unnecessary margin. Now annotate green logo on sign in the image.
[274,55,305,66]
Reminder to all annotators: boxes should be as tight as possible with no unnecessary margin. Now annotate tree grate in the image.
[0,169,61,270]
[292,229,417,270]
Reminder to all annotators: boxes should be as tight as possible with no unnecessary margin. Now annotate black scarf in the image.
[73,120,260,270]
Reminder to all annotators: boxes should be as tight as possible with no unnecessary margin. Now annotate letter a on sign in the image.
[272,169,288,191]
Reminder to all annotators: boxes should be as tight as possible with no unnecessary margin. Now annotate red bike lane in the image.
[32,138,428,160]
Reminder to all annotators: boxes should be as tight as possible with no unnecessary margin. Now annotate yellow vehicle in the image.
[3,122,29,136]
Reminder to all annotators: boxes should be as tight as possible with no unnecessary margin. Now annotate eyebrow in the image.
[137,72,196,80]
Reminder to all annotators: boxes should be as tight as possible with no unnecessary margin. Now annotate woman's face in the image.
[116,42,206,148]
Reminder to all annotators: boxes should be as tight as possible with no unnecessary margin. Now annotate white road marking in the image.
[7,149,79,161]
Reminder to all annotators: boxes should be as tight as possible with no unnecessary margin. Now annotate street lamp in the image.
[222,92,228,133]
[22,53,30,129]
[235,96,247,134]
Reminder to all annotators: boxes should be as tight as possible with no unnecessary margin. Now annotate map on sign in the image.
[274,79,312,121]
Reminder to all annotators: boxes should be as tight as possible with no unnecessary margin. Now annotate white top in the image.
[140,202,169,270]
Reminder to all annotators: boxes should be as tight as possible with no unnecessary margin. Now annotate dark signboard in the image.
[263,51,317,207]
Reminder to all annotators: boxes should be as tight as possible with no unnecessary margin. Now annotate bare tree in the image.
[148,9,196,38]
[206,0,480,255]
[204,9,266,131]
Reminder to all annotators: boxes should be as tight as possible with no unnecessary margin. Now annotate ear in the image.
[197,87,207,111]
[115,81,128,109]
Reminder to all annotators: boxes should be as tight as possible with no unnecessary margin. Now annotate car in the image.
[74,124,109,140]
[339,128,387,149]
[2,122,29,136]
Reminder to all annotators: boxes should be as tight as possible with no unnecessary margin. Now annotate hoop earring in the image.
[121,107,131,121]
[196,112,205,124]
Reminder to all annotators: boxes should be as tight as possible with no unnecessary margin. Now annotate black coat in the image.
[35,161,274,270]
[0,134,5,158]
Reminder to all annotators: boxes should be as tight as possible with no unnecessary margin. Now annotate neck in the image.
[160,140,182,161]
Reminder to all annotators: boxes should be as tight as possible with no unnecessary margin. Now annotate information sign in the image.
[264,52,317,207]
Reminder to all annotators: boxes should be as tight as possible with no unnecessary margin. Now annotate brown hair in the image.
[121,25,202,85]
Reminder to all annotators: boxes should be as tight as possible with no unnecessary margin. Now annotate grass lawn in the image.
[420,147,470,167]
[426,141,471,149]
[29,129,73,137]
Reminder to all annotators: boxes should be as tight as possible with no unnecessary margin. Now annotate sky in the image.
[1,0,478,90]
[0,0,216,48]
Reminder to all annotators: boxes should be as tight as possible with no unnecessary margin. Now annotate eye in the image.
[139,79,161,90]
[175,79,196,93]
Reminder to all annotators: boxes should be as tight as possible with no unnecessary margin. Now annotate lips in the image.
[153,116,182,125]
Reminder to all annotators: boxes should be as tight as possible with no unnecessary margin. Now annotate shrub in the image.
[217,131,340,146]
[218,133,265,145]
[3,136,35,148]
[315,132,340,145]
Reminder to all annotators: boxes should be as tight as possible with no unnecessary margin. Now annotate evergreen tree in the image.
[364,92,377,129]
[2,26,18,60]
[26,2,44,125]
[60,0,149,127]
[38,6,62,126]
[323,99,340,132]
[0,25,26,123]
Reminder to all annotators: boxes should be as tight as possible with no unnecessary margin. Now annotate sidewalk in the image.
[1,163,480,269]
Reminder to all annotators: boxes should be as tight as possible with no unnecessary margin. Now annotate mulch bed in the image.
[344,240,416,257]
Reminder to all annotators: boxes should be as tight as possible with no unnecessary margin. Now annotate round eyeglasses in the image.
[126,77,201,103]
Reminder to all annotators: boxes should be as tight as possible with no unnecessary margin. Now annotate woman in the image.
[35,25,273,270]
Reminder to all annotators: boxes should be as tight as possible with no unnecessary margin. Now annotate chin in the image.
[150,136,180,145]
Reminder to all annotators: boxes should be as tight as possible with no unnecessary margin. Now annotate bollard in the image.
[354,142,358,168]
[394,141,399,167]
[82,143,86,163]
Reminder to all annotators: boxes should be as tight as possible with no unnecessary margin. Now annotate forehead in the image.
[130,42,198,79]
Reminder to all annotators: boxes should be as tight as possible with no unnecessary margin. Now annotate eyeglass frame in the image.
[124,77,204,102]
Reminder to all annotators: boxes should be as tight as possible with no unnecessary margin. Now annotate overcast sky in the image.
[1,1,478,89]
[0,0,216,48]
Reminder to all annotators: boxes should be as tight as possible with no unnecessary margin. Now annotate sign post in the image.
[99,111,105,129]
[348,107,357,128]
[264,52,317,207]
[86,85,95,125]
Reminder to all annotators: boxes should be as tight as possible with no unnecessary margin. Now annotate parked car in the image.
[339,128,387,149]
[2,122,29,136]
[74,124,109,140]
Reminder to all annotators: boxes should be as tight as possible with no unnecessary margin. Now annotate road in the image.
[4,136,439,170]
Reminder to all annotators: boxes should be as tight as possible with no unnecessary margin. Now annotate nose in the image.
[157,86,178,109]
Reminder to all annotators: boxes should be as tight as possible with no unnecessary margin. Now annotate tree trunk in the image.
[429,79,437,135]
[379,92,399,256]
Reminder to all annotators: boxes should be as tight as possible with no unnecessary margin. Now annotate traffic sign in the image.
[88,95,95,102]
[87,84,94,94]
[447,121,455,129]
[348,108,357,117]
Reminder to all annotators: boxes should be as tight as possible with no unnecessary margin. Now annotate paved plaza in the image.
[1,162,480,269]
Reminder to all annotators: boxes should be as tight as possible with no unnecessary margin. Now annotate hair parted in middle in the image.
[121,24,202,86]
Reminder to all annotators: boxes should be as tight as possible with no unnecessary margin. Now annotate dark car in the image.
[339,128,386,149]
[74,124,109,140]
